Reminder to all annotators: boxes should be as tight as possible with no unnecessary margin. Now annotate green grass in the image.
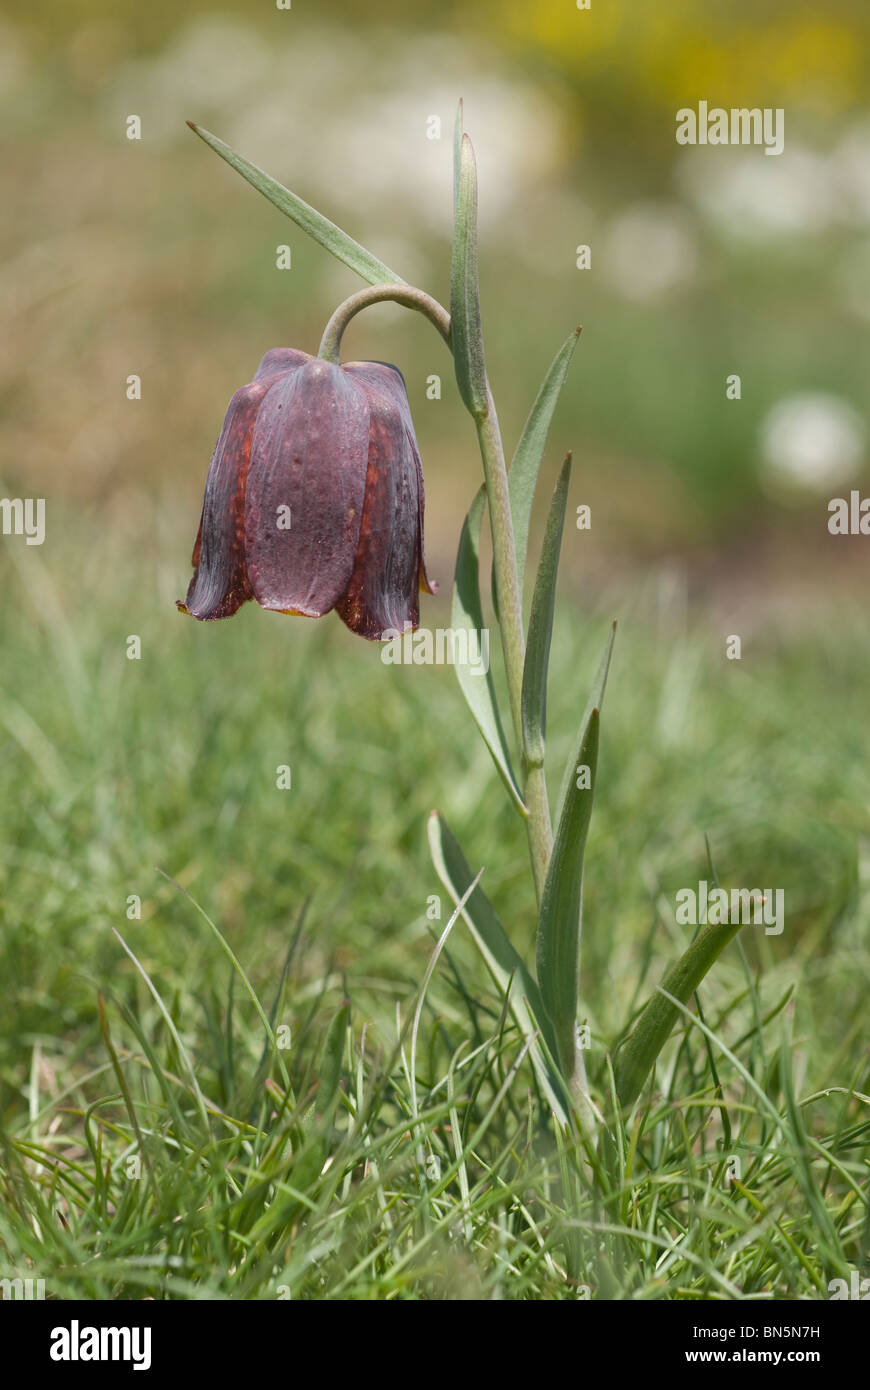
[0,518,868,1299]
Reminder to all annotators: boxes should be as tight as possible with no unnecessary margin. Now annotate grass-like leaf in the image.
[537,623,616,1078]
[428,811,567,1122]
[453,99,463,207]
[612,923,744,1111]
[494,328,581,616]
[778,1013,843,1263]
[451,487,525,813]
[318,1001,350,1120]
[187,122,403,287]
[111,927,211,1132]
[450,132,488,417]
[521,453,572,767]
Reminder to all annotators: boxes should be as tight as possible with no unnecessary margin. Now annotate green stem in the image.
[474,389,553,901]
[474,373,594,1138]
[318,288,553,904]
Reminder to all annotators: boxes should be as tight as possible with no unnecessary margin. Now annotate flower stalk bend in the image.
[317,284,451,363]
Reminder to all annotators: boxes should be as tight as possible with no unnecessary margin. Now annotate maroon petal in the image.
[412,432,437,599]
[180,351,312,621]
[179,381,269,620]
[253,347,312,382]
[336,362,435,640]
[244,360,370,617]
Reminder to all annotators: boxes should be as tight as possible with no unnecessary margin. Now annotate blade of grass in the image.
[156,868,295,1103]
[111,928,210,1133]
[97,993,155,1186]
[779,1015,843,1264]
[427,811,567,1122]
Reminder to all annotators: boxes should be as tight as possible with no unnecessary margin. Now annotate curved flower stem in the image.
[317,283,451,362]
[318,285,553,903]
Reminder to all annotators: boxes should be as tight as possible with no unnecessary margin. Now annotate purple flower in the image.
[179,349,435,638]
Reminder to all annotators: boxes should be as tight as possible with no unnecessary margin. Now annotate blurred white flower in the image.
[677,145,840,241]
[602,203,698,300]
[833,119,870,225]
[760,393,866,496]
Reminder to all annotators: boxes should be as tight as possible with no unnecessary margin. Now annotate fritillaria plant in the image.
[181,106,741,1135]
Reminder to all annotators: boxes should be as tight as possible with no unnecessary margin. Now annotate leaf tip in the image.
[574,326,583,337]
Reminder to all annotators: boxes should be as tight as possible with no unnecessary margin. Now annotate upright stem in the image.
[317,287,553,902]
[474,389,586,1114]
[318,283,589,1123]
[474,388,553,902]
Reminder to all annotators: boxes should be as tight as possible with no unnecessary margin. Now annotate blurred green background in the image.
[2,0,869,1020]
[1,0,869,1035]
[3,0,870,606]
[1,2,870,1299]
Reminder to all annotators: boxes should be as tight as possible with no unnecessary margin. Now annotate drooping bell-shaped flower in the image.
[179,349,435,638]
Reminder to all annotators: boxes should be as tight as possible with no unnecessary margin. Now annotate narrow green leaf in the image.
[318,1001,350,1119]
[521,453,572,766]
[450,132,488,417]
[778,1014,842,1259]
[428,811,567,1122]
[452,487,525,813]
[612,921,743,1111]
[539,711,599,1077]
[554,621,616,829]
[112,928,211,1132]
[187,122,403,287]
[493,329,581,616]
[536,623,616,1076]
[97,994,154,1186]
[276,999,350,1210]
